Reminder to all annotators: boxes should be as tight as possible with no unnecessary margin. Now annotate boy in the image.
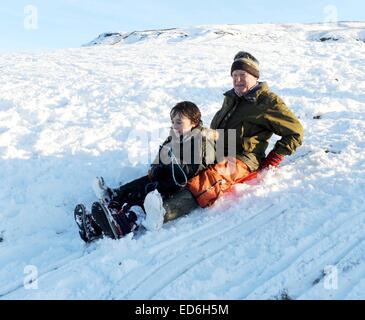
[74,101,216,242]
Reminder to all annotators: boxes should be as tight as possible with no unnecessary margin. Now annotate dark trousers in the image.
[112,175,153,208]
[111,175,199,223]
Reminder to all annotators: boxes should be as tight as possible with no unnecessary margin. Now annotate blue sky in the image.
[1,0,364,52]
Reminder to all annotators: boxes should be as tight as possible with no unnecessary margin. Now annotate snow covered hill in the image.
[0,22,364,300]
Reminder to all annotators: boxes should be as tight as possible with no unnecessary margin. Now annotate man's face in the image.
[171,113,195,136]
[232,70,257,94]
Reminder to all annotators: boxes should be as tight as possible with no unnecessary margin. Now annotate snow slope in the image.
[0,22,364,300]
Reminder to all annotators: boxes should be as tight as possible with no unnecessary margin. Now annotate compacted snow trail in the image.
[0,22,364,299]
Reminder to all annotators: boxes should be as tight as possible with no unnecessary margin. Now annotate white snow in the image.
[0,22,364,300]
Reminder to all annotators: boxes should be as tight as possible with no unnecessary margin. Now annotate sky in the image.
[0,0,364,53]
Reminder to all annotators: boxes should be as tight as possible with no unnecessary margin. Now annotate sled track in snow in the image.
[117,205,364,300]
[325,240,365,300]
[295,235,365,299]
[236,208,365,299]
[0,242,98,298]
[0,204,272,299]
[113,203,287,299]
[2,204,363,300]
[0,208,232,298]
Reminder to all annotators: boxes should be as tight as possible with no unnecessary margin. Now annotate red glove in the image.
[260,151,284,170]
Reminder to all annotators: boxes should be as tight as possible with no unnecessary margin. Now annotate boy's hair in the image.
[170,101,202,127]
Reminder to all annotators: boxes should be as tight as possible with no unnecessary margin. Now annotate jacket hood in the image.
[168,125,219,144]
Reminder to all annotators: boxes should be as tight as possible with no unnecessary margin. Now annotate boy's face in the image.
[171,113,195,136]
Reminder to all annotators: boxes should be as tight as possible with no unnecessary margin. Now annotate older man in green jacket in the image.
[185,51,304,208]
[163,51,304,219]
[211,51,304,172]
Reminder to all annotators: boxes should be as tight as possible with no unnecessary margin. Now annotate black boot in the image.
[91,202,121,239]
[74,204,102,242]
[91,202,144,239]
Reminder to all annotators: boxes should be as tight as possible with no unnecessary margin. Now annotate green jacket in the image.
[210,82,304,171]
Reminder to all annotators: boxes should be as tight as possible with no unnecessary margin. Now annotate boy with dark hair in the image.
[74,101,216,242]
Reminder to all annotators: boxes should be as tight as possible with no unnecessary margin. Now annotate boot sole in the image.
[74,204,90,242]
[91,202,119,239]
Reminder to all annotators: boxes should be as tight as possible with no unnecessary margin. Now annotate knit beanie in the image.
[231,51,260,78]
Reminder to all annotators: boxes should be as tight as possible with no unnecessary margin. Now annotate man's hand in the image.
[260,151,284,170]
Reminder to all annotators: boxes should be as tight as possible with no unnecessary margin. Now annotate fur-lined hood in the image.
[153,125,216,167]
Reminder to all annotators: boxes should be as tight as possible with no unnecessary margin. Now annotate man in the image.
[162,51,304,219]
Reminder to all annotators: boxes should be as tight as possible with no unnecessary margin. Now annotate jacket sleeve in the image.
[262,93,304,156]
